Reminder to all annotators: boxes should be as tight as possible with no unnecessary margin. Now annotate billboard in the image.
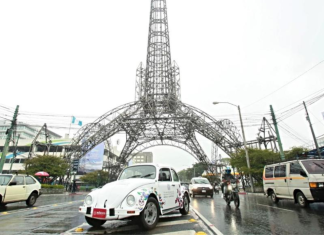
[77,142,104,174]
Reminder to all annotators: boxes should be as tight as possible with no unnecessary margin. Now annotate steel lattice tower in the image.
[67,0,243,178]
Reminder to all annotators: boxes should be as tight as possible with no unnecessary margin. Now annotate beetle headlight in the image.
[127,195,135,206]
[85,195,93,205]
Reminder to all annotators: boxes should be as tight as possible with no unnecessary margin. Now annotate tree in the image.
[80,170,109,186]
[285,146,309,160]
[230,148,280,185]
[24,155,69,184]
[177,162,209,182]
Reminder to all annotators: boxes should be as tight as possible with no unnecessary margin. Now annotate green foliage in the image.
[79,170,109,186]
[178,162,209,182]
[41,184,64,189]
[230,148,280,184]
[24,155,69,183]
[284,146,309,160]
[202,174,219,184]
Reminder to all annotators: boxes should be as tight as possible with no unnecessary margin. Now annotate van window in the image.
[265,167,274,178]
[290,162,303,174]
[274,165,286,177]
[301,160,324,174]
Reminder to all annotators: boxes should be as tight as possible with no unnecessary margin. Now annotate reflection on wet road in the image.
[0,193,212,234]
[191,193,324,234]
[0,194,86,234]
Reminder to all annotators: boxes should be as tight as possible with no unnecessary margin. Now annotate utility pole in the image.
[270,105,285,161]
[9,134,20,173]
[0,105,19,173]
[303,101,321,158]
[237,105,254,193]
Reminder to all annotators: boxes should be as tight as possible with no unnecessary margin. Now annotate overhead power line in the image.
[245,60,324,108]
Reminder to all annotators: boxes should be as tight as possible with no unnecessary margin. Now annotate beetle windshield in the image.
[301,160,324,174]
[119,165,156,180]
[0,175,12,186]
[193,178,210,184]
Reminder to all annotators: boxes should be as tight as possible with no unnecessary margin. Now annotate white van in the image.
[263,159,324,207]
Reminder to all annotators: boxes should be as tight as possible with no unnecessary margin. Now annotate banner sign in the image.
[78,142,104,174]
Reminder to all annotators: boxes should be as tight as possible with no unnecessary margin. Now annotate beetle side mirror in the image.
[300,170,307,177]
[9,182,17,186]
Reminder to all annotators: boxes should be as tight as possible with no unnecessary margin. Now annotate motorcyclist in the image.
[221,168,235,198]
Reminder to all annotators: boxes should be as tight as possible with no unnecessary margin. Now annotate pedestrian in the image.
[72,180,77,193]
[65,182,69,191]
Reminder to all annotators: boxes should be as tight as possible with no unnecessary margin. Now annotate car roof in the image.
[264,159,324,167]
[0,174,34,176]
[127,163,177,170]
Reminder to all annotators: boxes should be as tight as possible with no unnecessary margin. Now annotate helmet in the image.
[225,169,231,174]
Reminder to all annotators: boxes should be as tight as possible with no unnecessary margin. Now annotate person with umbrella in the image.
[35,171,49,184]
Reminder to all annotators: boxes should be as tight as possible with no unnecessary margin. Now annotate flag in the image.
[72,116,82,126]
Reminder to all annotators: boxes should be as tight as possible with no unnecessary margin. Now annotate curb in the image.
[191,208,224,235]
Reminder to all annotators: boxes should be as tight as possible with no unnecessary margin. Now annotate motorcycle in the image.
[214,185,220,194]
[223,179,240,208]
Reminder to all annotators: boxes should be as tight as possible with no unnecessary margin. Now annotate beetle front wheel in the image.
[138,197,160,230]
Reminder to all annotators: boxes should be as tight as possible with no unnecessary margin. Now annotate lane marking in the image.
[0,200,82,216]
[257,203,295,212]
[191,208,224,235]
[64,219,193,234]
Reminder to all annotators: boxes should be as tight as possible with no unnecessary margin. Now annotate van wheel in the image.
[296,192,308,208]
[26,193,37,206]
[270,191,279,203]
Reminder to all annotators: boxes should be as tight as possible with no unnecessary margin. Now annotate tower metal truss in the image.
[246,117,278,152]
[66,0,243,176]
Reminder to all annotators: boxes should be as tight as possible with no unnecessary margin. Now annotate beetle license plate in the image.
[93,208,106,218]
[202,190,206,193]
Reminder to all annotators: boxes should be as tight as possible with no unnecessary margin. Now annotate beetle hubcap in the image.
[144,202,157,225]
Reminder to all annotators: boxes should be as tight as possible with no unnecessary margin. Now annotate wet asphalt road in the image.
[0,193,86,234]
[0,193,211,235]
[191,193,324,235]
[2,192,324,234]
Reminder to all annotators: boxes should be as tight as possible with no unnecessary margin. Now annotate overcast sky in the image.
[1,0,324,171]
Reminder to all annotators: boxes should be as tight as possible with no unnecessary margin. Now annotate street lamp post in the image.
[213,102,255,193]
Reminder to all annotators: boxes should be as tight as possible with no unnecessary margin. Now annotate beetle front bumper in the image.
[79,205,141,220]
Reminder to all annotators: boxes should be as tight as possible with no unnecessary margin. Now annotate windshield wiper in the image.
[313,162,324,169]
[141,173,154,178]
[313,162,324,175]
[127,175,142,179]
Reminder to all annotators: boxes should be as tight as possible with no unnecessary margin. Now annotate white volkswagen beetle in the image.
[79,163,190,230]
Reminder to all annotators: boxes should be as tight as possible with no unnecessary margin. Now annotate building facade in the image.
[0,120,61,140]
[129,152,153,165]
